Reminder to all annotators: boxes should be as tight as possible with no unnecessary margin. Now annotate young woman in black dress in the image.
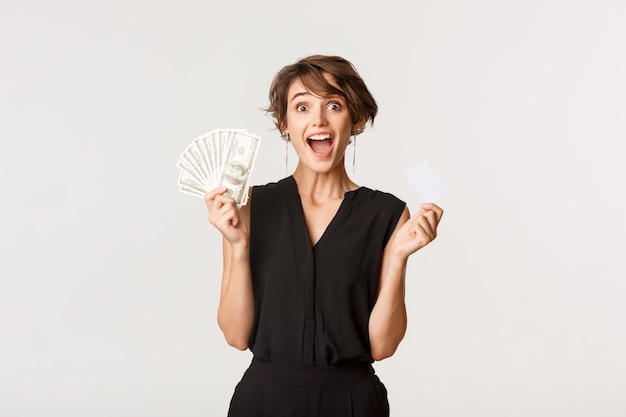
[205,55,443,417]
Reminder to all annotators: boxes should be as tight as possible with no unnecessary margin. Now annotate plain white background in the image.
[1,0,625,416]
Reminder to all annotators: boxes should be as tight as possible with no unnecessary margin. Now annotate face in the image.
[282,76,356,174]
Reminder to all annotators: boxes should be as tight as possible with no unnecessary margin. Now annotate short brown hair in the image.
[266,55,378,136]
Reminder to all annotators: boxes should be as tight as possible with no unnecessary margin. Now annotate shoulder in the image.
[351,187,407,231]
[249,176,294,211]
[355,187,406,211]
[252,176,294,196]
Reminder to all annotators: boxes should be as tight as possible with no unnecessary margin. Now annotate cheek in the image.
[284,113,304,130]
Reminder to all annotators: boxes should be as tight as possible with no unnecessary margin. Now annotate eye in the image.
[327,102,343,111]
[295,103,308,112]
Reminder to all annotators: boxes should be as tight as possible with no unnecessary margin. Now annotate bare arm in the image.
[368,203,443,361]
[206,187,254,350]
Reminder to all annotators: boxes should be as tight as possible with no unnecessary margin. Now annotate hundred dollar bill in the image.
[218,131,260,206]
[178,167,207,197]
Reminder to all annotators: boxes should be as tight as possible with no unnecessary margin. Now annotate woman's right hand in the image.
[205,187,249,247]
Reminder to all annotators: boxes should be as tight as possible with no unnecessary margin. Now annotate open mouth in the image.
[307,134,334,155]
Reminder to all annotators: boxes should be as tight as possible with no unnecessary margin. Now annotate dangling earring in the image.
[282,133,290,176]
[351,131,357,173]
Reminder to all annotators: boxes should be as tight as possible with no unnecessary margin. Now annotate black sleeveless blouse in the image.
[248,176,406,367]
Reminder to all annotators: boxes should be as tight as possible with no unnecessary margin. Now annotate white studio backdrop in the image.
[1,0,624,416]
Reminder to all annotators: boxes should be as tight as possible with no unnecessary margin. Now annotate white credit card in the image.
[406,160,447,203]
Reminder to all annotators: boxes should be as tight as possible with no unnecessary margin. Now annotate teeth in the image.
[308,134,331,140]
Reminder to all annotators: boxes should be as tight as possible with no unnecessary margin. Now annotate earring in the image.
[282,133,290,176]
[352,131,357,173]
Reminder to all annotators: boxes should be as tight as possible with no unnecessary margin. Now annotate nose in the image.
[311,105,328,127]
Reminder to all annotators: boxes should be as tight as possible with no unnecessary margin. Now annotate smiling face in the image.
[282,76,355,174]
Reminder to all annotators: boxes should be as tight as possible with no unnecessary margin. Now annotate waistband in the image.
[246,357,375,386]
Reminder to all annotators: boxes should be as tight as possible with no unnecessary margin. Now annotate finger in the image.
[205,187,228,209]
[212,193,237,209]
[416,208,441,231]
[403,210,427,238]
[416,214,437,239]
[215,202,240,228]
[212,212,233,231]
[420,209,438,226]
[215,212,235,229]
[209,200,231,226]
[415,218,433,239]
[208,194,237,221]
[420,203,444,221]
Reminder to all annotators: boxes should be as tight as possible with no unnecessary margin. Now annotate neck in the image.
[292,163,358,201]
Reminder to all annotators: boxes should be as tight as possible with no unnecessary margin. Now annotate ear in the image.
[279,124,290,140]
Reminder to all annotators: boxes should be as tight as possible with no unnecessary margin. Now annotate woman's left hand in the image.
[391,203,444,259]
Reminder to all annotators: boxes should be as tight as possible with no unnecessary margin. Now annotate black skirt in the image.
[228,358,390,417]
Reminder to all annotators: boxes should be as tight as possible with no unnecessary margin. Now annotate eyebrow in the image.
[290,91,310,103]
[289,91,344,104]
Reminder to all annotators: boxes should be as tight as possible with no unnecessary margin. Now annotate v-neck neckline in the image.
[286,176,361,249]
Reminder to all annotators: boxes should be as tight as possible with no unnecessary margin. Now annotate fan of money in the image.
[177,128,261,206]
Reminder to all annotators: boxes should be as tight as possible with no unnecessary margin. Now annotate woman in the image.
[205,55,443,417]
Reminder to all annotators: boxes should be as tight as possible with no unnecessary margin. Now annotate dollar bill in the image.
[177,128,261,205]
[178,167,207,196]
[217,131,260,206]
[178,151,209,190]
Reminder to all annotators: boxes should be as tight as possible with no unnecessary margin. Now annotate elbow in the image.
[217,315,250,351]
[220,320,249,350]
[369,328,405,361]
[370,345,398,362]
[371,351,392,362]
[225,336,249,351]
[219,326,250,351]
